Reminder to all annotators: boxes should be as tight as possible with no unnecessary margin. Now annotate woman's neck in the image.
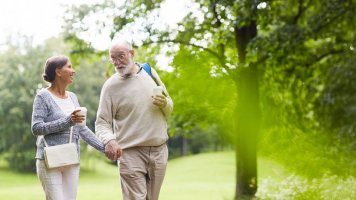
[48,84,67,99]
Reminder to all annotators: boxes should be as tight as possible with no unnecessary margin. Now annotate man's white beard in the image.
[115,65,130,77]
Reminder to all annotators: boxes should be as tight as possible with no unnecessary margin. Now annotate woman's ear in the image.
[55,68,62,78]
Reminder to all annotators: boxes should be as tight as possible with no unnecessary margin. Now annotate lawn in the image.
[0,151,236,200]
[0,152,238,200]
[1,151,355,199]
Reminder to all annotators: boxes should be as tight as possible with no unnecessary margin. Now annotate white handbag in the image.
[42,127,79,169]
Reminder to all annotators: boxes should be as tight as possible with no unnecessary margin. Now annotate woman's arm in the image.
[31,94,74,136]
[79,126,105,153]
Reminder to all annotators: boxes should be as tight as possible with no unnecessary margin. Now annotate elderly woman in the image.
[31,55,105,200]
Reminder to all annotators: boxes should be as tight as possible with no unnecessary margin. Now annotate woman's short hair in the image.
[43,55,69,83]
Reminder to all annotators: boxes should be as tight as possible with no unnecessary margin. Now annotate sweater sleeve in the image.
[69,91,105,152]
[79,126,105,153]
[151,67,173,117]
[95,83,117,145]
[31,94,74,136]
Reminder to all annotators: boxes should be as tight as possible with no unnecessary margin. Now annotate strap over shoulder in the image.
[141,63,153,78]
[141,63,159,86]
[140,62,168,97]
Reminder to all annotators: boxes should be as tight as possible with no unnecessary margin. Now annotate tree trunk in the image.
[180,135,188,156]
[234,21,259,199]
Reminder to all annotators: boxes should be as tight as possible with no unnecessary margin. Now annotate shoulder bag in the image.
[42,126,79,169]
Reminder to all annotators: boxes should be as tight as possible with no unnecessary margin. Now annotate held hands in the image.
[71,109,85,124]
[105,140,122,161]
[152,94,167,108]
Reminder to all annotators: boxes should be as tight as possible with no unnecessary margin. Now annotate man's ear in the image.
[129,49,135,57]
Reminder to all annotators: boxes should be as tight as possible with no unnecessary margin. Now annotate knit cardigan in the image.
[31,88,104,160]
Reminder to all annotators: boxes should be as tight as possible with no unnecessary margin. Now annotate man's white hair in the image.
[109,39,133,51]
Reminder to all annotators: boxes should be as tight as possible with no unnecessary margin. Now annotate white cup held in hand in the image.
[153,86,163,96]
[76,107,87,125]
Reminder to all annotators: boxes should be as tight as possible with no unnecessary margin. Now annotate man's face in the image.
[110,45,134,75]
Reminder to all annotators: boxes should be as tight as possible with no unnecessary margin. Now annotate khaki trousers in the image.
[118,144,168,200]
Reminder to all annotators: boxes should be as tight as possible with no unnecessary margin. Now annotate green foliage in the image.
[0,31,120,172]
[169,46,236,138]
[256,0,356,168]
[60,0,356,196]
[257,174,356,200]
[315,51,356,138]
[70,56,108,131]
[0,36,69,172]
[63,0,239,156]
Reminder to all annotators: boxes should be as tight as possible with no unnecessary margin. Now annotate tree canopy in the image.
[0,0,354,199]
[61,0,355,198]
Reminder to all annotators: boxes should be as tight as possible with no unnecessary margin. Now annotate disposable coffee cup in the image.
[153,86,163,96]
[76,107,87,125]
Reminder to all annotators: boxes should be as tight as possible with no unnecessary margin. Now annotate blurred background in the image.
[0,0,355,199]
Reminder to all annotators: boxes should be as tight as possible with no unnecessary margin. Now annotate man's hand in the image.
[152,94,167,108]
[105,140,122,161]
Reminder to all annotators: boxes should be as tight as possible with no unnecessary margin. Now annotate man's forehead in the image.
[111,43,130,50]
[110,47,127,54]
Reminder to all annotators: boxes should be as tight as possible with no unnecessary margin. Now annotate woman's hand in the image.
[71,109,85,124]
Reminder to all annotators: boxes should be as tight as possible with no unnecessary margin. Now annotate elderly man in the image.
[95,39,173,200]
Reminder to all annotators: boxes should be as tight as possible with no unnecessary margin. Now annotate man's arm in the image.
[151,67,173,117]
[95,85,121,160]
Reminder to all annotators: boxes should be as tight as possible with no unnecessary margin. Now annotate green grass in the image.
[0,152,235,200]
[0,151,286,200]
[0,151,237,200]
[160,151,235,200]
[1,151,355,199]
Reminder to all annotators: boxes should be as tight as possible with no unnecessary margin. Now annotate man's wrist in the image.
[105,139,117,146]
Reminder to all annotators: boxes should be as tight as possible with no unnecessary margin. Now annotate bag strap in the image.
[140,63,168,97]
[141,63,153,78]
[140,63,160,85]
[41,126,74,147]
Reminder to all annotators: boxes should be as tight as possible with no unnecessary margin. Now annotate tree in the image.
[63,0,355,198]
[0,36,70,172]
[0,36,107,172]
[166,48,236,157]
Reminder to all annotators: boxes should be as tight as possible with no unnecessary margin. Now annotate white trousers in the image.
[36,159,80,200]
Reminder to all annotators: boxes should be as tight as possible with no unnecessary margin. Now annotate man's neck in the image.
[120,63,140,78]
[131,63,140,74]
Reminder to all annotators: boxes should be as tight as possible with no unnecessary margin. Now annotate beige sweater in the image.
[95,67,173,149]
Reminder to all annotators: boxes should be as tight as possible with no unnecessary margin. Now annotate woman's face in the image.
[56,61,75,85]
